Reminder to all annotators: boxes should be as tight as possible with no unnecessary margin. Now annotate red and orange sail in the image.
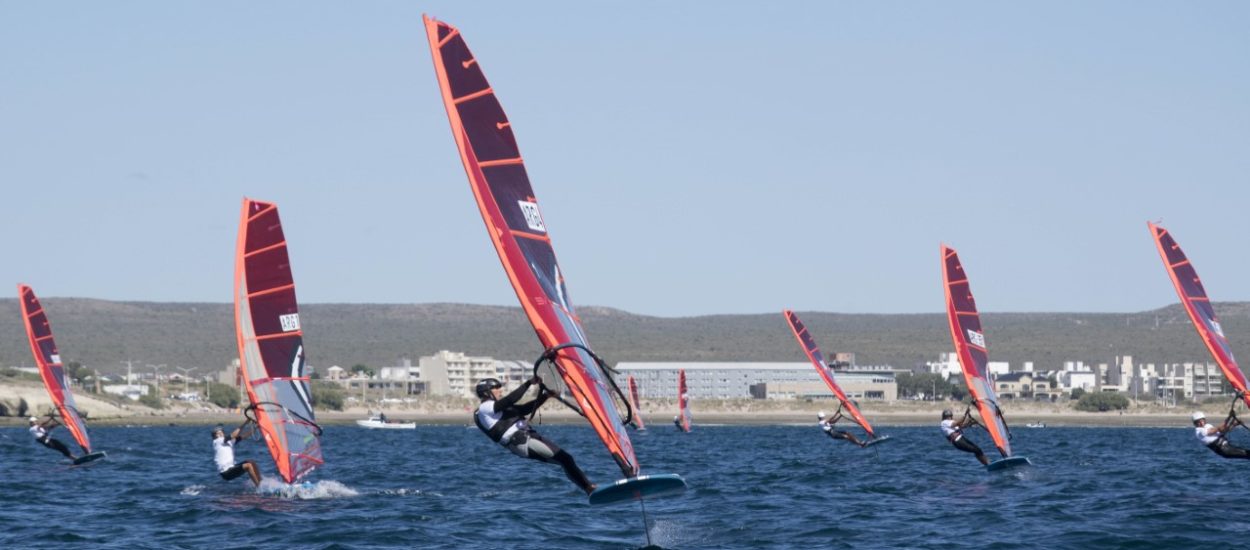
[234,198,323,483]
[424,16,638,478]
[677,370,692,432]
[18,284,92,453]
[1149,223,1250,407]
[628,375,646,430]
[942,245,1012,457]
[782,310,876,438]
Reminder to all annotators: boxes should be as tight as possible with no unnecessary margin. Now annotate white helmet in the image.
[817,411,826,419]
[1191,411,1206,422]
[28,416,37,423]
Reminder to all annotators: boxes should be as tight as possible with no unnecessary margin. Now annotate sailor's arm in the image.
[492,377,539,412]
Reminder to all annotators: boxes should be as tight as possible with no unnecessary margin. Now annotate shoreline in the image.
[0,409,1196,428]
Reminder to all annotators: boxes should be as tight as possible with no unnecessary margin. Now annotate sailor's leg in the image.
[523,431,595,494]
[953,436,989,465]
[242,460,263,486]
[43,438,75,460]
[1212,441,1250,460]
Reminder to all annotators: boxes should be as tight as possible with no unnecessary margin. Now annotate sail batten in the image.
[233,198,323,483]
[18,285,92,453]
[941,246,1013,458]
[783,310,877,437]
[425,15,639,478]
[1149,223,1250,407]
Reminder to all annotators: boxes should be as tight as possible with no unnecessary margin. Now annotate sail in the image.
[782,310,876,437]
[628,375,646,430]
[234,198,323,483]
[1149,223,1250,407]
[17,284,91,453]
[424,16,639,477]
[941,245,1012,457]
[677,369,692,432]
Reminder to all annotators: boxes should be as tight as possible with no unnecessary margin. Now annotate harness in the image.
[474,402,524,445]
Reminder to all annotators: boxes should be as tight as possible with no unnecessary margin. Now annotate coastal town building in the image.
[613,362,897,401]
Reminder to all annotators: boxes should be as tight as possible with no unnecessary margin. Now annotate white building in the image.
[988,361,1010,376]
[102,384,149,401]
[614,362,896,401]
[926,353,962,380]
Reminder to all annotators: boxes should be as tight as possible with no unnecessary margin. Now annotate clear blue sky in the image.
[1,2,1246,316]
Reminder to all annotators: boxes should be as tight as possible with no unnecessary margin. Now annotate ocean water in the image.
[2,422,1248,549]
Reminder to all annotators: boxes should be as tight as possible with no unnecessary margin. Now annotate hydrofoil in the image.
[589,473,687,506]
[985,456,1031,472]
[72,451,107,466]
[862,435,893,448]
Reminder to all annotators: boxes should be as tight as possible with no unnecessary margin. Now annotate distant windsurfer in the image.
[673,415,682,430]
[212,425,262,487]
[28,416,76,461]
[474,377,596,495]
[817,410,865,447]
[940,409,989,466]
[1192,411,1250,460]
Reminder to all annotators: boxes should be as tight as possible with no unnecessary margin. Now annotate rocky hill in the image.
[0,298,1243,374]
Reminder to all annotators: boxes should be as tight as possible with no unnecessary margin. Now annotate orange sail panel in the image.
[628,376,646,430]
[18,284,92,453]
[677,370,692,432]
[782,310,876,437]
[1149,223,1250,407]
[941,245,1012,457]
[424,16,639,478]
[234,198,323,483]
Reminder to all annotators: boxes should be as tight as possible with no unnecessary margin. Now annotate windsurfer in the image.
[817,411,865,447]
[28,416,75,460]
[212,425,262,487]
[1192,411,1250,460]
[940,409,989,466]
[474,377,596,495]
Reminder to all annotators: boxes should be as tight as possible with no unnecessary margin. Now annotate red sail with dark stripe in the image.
[677,370,692,432]
[234,198,323,483]
[628,376,646,430]
[942,245,1013,458]
[424,16,639,477]
[782,309,876,437]
[1149,223,1250,407]
[18,284,92,453]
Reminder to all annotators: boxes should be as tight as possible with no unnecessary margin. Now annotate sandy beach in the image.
[0,378,1209,428]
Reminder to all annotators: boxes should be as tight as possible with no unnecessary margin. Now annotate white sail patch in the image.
[967,329,986,348]
[279,313,301,332]
[1212,320,1225,338]
[50,354,61,364]
[518,200,546,232]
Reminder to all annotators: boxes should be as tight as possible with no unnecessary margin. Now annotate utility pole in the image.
[175,366,196,397]
[149,364,166,399]
[121,360,142,385]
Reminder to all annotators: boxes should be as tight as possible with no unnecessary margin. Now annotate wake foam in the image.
[180,484,205,496]
[257,478,359,499]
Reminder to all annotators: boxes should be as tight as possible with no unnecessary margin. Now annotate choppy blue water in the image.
[2,422,1248,549]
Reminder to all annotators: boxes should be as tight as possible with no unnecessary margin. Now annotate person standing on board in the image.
[28,416,76,461]
[212,425,262,487]
[1192,411,1250,460]
[940,409,989,466]
[817,411,865,447]
[474,377,596,495]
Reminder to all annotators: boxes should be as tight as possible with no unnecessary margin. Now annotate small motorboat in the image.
[355,415,416,429]
[1024,422,1046,428]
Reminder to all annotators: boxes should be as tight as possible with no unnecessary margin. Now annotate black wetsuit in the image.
[31,426,75,460]
[943,420,987,462]
[1208,438,1250,460]
[474,380,594,494]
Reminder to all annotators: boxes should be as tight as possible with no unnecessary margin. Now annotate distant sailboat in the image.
[782,310,889,447]
[234,198,324,483]
[942,245,1030,471]
[676,369,692,433]
[18,284,106,465]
